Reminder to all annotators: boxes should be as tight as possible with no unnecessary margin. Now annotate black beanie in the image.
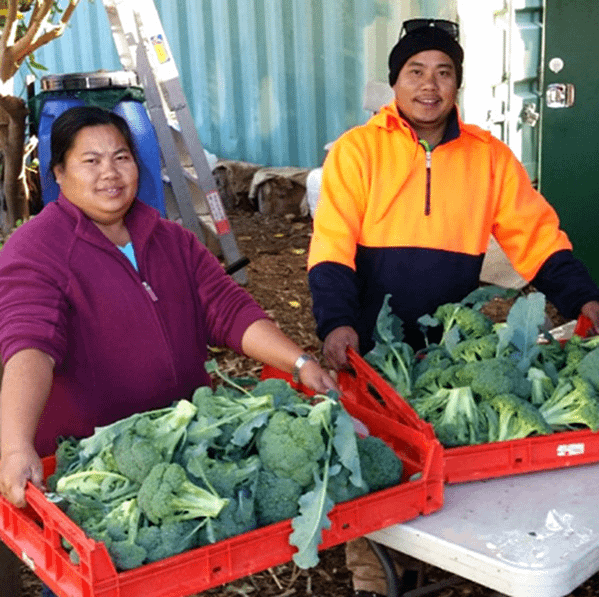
[388,26,464,87]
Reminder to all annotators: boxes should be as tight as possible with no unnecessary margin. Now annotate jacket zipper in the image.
[419,139,432,215]
[142,280,159,302]
[116,248,159,302]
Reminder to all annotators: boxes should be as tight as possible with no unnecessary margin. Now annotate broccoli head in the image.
[257,411,326,487]
[561,335,587,377]
[356,435,403,491]
[539,376,599,431]
[136,519,200,563]
[113,431,162,484]
[433,303,493,341]
[451,334,498,363]
[485,393,552,442]
[137,462,229,524]
[454,357,532,401]
[104,498,147,570]
[326,460,369,504]
[254,469,303,526]
[200,489,257,544]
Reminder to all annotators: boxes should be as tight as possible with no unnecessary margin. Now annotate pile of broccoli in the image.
[365,288,599,448]
[48,361,404,572]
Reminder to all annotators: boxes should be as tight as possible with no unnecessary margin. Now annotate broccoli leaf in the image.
[496,292,545,371]
[577,348,599,391]
[331,406,363,488]
[289,463,335,569]
[373,294,406,345]
[460,285,519,310]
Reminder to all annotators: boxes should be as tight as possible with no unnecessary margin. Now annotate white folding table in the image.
[368,462,599,597]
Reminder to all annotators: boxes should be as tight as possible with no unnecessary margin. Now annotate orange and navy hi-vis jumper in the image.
[308,102,599,352]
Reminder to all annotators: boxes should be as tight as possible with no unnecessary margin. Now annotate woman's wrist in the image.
[292,353,318,383]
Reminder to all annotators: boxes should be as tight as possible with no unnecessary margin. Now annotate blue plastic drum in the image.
[36,71,166,216]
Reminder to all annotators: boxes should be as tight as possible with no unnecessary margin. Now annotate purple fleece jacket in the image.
[0,195,268,457]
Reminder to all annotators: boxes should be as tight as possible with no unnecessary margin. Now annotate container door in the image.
[459,0,543,183]
[540,0,599,284]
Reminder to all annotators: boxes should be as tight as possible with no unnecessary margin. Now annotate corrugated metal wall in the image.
[21,0,409,169]
[23,1,536,172]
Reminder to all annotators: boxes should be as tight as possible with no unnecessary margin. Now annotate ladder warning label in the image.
[151,34,170,63]
[206,191,231,235]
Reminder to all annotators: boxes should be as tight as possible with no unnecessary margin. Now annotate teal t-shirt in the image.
[118,242,138,271]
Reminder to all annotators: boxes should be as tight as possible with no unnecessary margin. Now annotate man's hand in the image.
[581,300,599,335]
[323,326,359,370]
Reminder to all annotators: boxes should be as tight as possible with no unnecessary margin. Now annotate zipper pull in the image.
[142,281,158,302]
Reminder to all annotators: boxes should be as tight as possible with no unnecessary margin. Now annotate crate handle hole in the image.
[342,523,350,529]
[367,383,386,408]
[514,457,523,463]
[212,566,222,574]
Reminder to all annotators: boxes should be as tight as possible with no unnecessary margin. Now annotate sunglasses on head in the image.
[400,18,459,40]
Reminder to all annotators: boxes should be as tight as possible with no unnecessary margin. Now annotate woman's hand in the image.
[0,445,44,508]
[298,359,338,394]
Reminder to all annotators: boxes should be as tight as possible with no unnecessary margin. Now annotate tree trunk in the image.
[0,94,28,232]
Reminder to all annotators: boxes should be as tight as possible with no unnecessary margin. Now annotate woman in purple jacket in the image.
[0,106,335,513]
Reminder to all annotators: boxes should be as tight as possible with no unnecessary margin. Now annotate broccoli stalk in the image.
[76,400,197,468]
[539,377,599,431]
[527,367,555,406]
[56,470,139,507]
[137,462,229,524]
[129,399,198,462]
[415,386,483,447]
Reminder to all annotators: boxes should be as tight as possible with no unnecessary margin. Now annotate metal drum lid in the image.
[40,70,139,91]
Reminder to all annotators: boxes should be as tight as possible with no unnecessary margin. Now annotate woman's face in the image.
[53,124,139,225]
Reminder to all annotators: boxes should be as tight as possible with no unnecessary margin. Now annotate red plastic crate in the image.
[338,315,599,484]
[0,378,443,597]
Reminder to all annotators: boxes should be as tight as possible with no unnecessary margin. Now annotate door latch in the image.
[519,102,539,127]
[546,83,575,108]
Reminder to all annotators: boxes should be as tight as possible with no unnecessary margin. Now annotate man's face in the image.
[392,49,458,139]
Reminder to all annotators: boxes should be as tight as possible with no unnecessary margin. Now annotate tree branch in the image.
[0,0,80,81]
[0,0,20,51]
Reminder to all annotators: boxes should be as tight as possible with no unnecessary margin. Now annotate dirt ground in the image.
[7,207,599,596]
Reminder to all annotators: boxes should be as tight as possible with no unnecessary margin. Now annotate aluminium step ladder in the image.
[102,0,248,283]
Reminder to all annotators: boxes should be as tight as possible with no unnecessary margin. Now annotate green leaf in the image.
[289,466,335,569]
[496,292,545,370]
[231,410,271,445]
[460,285,519,310]
[373,294,405,345]
[332,408,363,487]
